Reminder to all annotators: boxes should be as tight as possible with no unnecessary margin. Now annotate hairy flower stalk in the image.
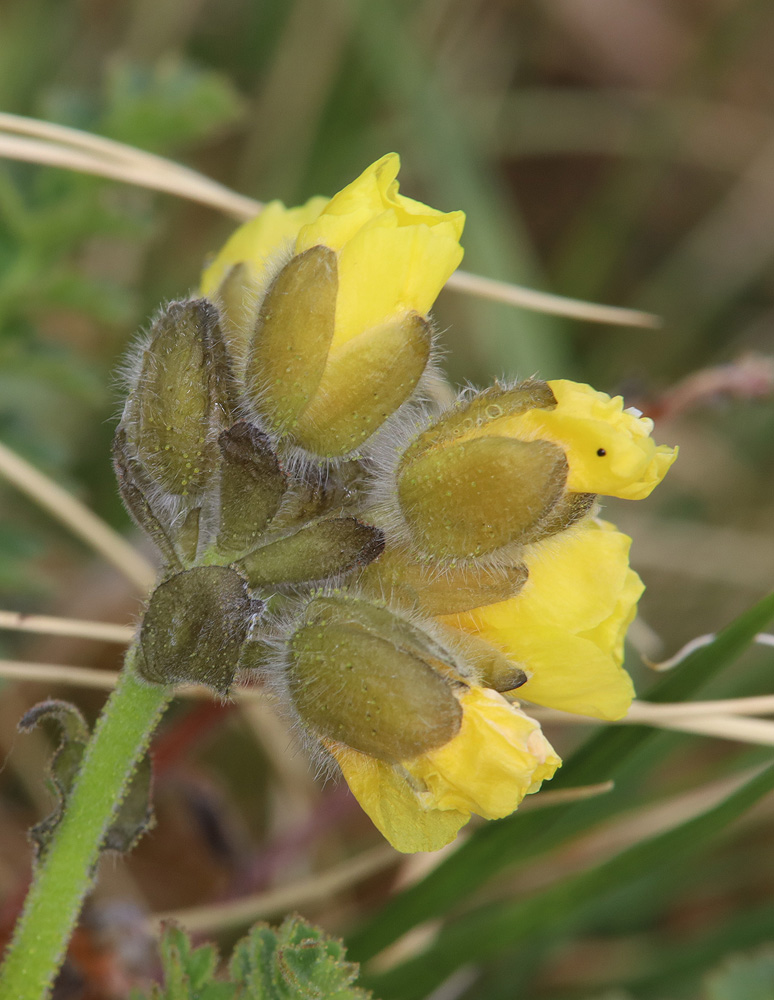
[1,153,675,998]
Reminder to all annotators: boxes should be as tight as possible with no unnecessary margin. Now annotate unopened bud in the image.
[360,544,528,615]
[138,566,260,693]
[236,517,383,588]
[216,422,287,559]
[245,246,337,432]
[122,299,235,497]
[288,596,463,762]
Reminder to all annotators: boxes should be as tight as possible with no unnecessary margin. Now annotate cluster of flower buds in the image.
[117,154,676,852]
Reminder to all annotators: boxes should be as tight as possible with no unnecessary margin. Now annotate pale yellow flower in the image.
[478,380,677,500]
[330,686,559,853]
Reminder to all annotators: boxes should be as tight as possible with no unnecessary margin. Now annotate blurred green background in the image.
[0,2,773,998]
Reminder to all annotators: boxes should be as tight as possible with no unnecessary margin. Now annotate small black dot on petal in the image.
[596,448,607,456]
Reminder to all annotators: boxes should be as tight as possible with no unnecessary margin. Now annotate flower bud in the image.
[397,433,568,560]
[122,299,235,497]
[359,543,528,615]
[287,596,463,762]
[215,422,288,559]
[138,566,260,693]
[236,517,384,588]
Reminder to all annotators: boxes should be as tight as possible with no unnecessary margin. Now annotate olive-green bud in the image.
[215,422,287,559]
[236,517,384,588]
[360,544,528,615]
[138,566,260,693]
[288,596,463,762]
[291,313,432,458]
[398,436,567,559]
[245,246,337,432]
[123,299,235,497]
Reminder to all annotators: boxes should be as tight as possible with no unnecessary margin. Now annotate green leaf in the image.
[231,916,371,1000]
[705,947,774,1000]
[347,589,774,963]
[18,700,155,862]
[131,923,234,1000]
[132,917,373,1000]
[366,763,774,1000]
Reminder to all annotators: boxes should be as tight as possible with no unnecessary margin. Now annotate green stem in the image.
[0,648,171,1000]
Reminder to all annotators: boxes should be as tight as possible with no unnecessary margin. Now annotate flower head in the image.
[202,154,465,458]
[284,595,558,853]
[484,380,677,500]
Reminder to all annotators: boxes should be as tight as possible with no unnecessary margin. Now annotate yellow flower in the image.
[441,520,642,721]
[475,380,676,500]
[202,154,465,457]
[292,153,465,350]
[330,686,560,853]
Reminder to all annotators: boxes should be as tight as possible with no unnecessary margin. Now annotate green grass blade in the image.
[366,762,774,1000]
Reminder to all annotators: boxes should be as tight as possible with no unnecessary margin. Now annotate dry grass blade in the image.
[0,660,121,691]
[0,611,133,644]
[147,845,398,935]
[0,113,661,328]
[0,439,155,591]
[446,269,662,329]
[646,631,774,671]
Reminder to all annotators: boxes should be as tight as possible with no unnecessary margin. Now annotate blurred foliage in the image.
[1,1,774,999]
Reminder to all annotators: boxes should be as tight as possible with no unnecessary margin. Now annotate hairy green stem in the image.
[0,648,171,1000]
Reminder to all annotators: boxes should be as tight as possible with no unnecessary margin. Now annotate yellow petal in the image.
[200,196,329,297]
[405,688,560,819]
[331,744,469,853]
[333,217,463,347]
[443,521,641,720]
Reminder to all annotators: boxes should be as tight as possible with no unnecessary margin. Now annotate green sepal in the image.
[123,298,236,497]
[398,435,568,559]
[236,517,384,588]
[292,312,432,457]
[112,428,183,570]
[18,700,154,862]
[289,595,463,762]
[245,246,337,432]
[407,379,556,454]
[360,545,528,615]
[215,421,287,559]
[211,261,260,371]
[442,628,528,693]
[520,490,597,545]
[138,566,261,693]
